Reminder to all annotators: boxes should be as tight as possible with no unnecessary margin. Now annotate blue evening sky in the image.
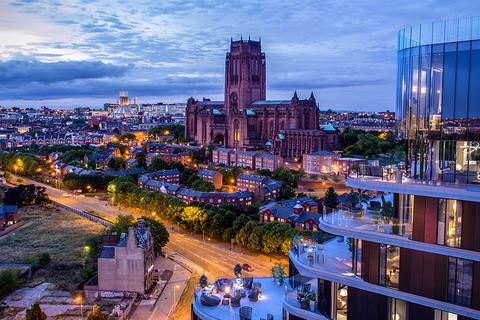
[0,0,479,110]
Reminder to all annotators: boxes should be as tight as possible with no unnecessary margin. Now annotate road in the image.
[13,176,287,279]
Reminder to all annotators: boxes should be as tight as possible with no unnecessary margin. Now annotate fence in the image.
[49,200,113,227]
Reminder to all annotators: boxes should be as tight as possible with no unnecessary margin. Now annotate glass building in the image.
[284,17,480,320]
[397,17,480,184]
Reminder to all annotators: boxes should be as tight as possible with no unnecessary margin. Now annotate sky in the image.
[0,1,479,111]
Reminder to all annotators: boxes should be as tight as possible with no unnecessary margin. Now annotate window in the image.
[380,244,400,289]
[389,298,407,320]
[447,257,473,307]
[434,310,458,320]
[353,239,362,277]
[437,199,462,247]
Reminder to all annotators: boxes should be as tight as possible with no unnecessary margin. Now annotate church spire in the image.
[291,91,299,104]
[309,91,315,101]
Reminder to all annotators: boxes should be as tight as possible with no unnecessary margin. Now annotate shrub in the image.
[0,269,24,297]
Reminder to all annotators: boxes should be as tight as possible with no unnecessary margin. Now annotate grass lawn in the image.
[0,203,105,290]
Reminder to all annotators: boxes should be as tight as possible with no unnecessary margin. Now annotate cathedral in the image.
[185,38,338,159]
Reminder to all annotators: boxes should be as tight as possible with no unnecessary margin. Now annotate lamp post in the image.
[173,284,180,319]
[75,296,83,320]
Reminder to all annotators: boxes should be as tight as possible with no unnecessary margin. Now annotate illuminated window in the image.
[437,199,462,247]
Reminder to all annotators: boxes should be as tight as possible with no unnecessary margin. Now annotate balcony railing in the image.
[321,208,413,239]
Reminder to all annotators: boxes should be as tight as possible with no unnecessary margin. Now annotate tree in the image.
[136,152,147,169]
[324,187,339,211]
[119,133,136,143]
[191,179,214,192]
[278,184,295,200]
[26,302,47,320]
[151,156,171,171]
[110,215,135,233]
[232,214,251,234]
[141,217,169,252]
[107,157,125,170]
[87,304,107,320]
[3,185,48,206]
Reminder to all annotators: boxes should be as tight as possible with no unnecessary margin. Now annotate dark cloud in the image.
[0,60,131,85]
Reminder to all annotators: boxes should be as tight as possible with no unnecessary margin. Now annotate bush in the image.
[0,269,24,297]
[26,252,51,271]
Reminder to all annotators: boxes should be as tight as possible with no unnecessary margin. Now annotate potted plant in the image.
[271,263,285,285]
[234,264,242,278]
[308,291,316,311]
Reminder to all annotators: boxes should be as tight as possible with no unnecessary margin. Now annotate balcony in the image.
[283,278,329,320]
[289,238,480,319]
[347,165,480,202]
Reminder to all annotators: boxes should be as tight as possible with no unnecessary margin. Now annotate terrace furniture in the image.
[200,293,221,306]
[248,289,259,302]
[315,244,325,264]
[222,298,230,305]
[231,293,241,307]
[214,278,234,292]
[239,306,253,320]
[243,277,253,290]
[235,289,247,298]
[267,313,274,320]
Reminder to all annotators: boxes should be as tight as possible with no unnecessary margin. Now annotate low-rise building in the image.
[212,148,233,166]
[198,169,223,189]
[231,151,257,168]
[302,151,339,175]
[254,154,284,171]
[260,197,320,231]
[97,219,155,294]
[146,169,181,184]
[0,205,19,228]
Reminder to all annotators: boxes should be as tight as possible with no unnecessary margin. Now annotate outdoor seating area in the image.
[193,277,284,320]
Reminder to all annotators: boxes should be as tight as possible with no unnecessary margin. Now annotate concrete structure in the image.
[185,39,338,158]
[97,219,155,294]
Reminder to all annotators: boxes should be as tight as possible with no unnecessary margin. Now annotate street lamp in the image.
[75,296,83,320]
[173,284,180,319]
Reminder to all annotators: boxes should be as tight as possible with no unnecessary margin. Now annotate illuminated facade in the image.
[287,17,480,320]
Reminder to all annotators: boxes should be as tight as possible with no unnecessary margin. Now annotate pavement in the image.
[130,257,192,320]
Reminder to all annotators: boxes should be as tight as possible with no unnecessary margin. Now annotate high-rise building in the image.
[119,91,129,106]
[287,17,480,320]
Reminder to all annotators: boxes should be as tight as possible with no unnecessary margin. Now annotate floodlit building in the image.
[288,17,480,320]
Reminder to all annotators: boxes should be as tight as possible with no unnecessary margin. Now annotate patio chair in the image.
[239,306,253,320]
[267,313,274,320]
[248,288,259,302]
[231,294,241,307]
[200,293,221,306]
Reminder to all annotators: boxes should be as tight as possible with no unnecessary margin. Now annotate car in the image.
[242,263,253,272]
[62,193,72,197]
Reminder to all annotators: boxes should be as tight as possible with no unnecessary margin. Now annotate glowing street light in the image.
[173,284,180,319]
[75,296,83,320]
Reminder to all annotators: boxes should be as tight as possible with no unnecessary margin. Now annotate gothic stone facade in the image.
[185,39,337,158]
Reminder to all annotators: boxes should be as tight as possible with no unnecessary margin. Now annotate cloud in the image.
[0,60,131,85]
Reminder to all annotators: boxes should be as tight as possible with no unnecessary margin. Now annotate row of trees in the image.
[63,173,115,192]
[0,152,42,177]
[107,176,323,256]
[3,185,49,206]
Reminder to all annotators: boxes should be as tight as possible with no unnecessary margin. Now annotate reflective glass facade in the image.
[397,17,480,184]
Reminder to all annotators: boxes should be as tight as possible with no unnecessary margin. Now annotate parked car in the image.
[62,193,72,197]
[242,263,253,272]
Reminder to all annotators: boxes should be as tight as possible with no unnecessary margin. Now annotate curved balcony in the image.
[283,279,328,320]
[289,238,480,319]
[319,209,480,262]
[347,165,480,202]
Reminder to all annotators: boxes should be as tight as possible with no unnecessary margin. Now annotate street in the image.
[13,176,287,279]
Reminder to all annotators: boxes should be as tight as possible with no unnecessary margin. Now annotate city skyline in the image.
[1,1,479,111]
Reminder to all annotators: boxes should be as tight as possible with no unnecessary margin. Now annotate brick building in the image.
[185,39,338,158]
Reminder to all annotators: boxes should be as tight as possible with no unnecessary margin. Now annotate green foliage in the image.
[0,269,24,297]
[107,157,125,170]
[25,252,51,271]
[87,304,107,320]
[141,216,169,251]
[26,302,47,320]
[278,184,295,200]
[82,233,103,280]
[191,179,214,192]
[61,148,94,163]
[3,185,48,206]
[110,215,136,234]
[63,173,114,192]
[135,152,147,169]
[150,156,171,171]
[0,152,42,177]
[149,124,185,142]
[199,274,208,288]
[324,187,339,211]
[272,167,304,187]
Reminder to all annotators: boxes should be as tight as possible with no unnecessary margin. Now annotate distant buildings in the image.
[185,39,338,158]
[198,169,223,189]
[302,151,366,175]
[97,219,155,294]
[260,197,320,231]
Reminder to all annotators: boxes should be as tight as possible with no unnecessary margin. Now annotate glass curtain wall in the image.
[397,17,480,184]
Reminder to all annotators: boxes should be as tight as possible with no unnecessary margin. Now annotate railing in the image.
[321,208,413,239]
[49,200,113,227]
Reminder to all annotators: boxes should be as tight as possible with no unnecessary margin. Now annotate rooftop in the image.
[192,277,284,320]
